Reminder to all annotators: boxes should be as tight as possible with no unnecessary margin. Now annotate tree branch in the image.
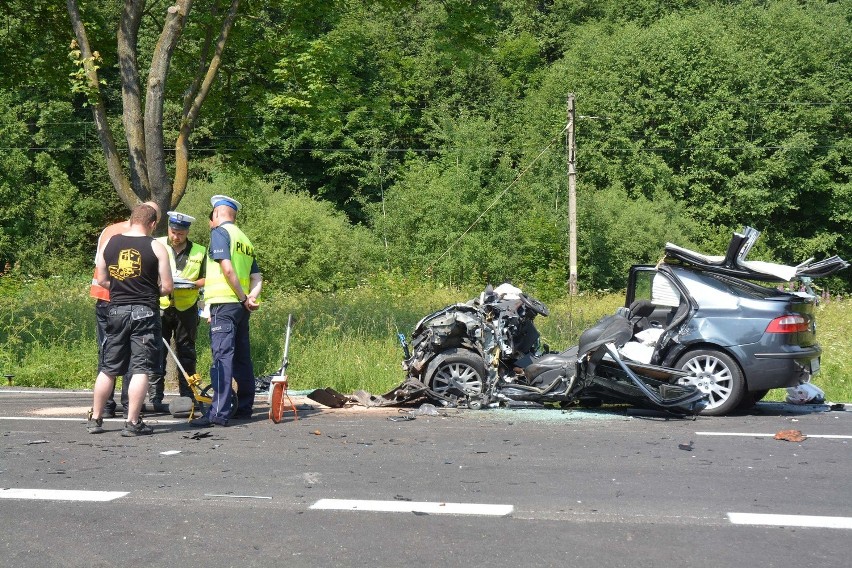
[118,0,150,200]
[182,2,217,118]
[173,0,240,202]
[145,0,193,212]
[66,0,135,210]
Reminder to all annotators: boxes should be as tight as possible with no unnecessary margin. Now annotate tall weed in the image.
[806,297,852,402]
[0,274,95,385]
[1,275,849,403]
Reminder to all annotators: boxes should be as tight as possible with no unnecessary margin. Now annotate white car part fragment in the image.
[785,382,825,405]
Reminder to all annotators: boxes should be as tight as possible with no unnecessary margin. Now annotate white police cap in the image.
[210,194,241,211]
[167,211,196,230]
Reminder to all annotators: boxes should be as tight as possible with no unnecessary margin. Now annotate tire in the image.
[425,348,486,398]
[200,384,239,418]
[674,349,745,416]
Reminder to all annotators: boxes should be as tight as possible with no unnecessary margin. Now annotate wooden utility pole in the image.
[567,94,578,296]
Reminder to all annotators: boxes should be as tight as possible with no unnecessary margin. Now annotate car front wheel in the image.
[425,348,486,399]
[674,349,745,416]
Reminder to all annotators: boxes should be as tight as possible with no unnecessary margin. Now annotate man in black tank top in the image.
[88,204,173,436]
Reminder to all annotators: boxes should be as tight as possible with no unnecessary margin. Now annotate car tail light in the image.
[765,315,810,334]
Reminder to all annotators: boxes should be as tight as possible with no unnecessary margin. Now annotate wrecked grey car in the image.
[623,226,848,415]
[379,227,847,417]
[387,283,708,416]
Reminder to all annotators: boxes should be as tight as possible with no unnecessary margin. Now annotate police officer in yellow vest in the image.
[190,195,262,427]
[148,211,207,411]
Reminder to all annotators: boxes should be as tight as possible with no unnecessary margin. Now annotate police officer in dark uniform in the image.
[148,211,207,411]
[190,195,262,427]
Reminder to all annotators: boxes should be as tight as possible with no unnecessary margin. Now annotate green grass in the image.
[804,297,852,401]
[1,274,850,402]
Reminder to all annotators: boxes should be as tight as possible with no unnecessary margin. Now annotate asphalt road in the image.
[1,388,850,567]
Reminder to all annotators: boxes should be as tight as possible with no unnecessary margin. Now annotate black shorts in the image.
[99,304,162,377]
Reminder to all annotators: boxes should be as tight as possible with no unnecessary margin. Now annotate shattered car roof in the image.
[664,226,848,282]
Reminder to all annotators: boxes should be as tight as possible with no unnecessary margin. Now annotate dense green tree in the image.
[1,0,851,292]
[257,0,513,221]
[524,0,852,287]
[0,90,106,274]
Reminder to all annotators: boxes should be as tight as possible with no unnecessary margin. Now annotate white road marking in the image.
[0,416,185,424]
[310,498,513,516]
[696,432,852,439]
[0,489,128,502]
[204,494,272,500]
[0,390,93,395]
[728,512,852,529]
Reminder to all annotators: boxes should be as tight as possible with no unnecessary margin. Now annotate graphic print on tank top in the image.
[108,247,143,280]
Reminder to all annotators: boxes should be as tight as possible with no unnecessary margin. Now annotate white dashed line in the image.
[0,390,92,395]
[310,498,513,516]
[0,416,185,424]
[0,489,128,502]
[696,432,852,439]
[728,512,852,529]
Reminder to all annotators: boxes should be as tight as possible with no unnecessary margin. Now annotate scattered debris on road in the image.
[774,429,807,442]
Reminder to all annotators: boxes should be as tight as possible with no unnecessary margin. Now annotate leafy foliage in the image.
[0,91,105,274]
[179,167,381,291]
[1,0,851,294]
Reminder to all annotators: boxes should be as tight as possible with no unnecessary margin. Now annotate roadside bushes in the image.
[370,113,573,299]
[579,185,701,291]
[180,168,381,292]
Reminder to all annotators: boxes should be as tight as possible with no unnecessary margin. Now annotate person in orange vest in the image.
[148,211,207,410]
[89,201,161,417]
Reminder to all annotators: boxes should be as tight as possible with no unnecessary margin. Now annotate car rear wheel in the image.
[674,349,745,416]
[425,348,486,398]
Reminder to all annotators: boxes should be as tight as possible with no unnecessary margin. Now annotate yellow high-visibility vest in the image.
[204,223,256,305]
[158,237,206,311]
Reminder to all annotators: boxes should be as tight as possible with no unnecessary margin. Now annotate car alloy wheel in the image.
[674,349,745,416]
[426,348,486,398]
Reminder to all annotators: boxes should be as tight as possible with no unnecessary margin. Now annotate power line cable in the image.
[425,123,568,276]
[20,98,852,128]
[5,141,851,153]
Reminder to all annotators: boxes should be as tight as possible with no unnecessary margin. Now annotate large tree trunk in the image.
[68,0,239,220]
[66,0,135,209]
[117,0,150,201]
[146,0,193,216]
[173,0,240,204]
